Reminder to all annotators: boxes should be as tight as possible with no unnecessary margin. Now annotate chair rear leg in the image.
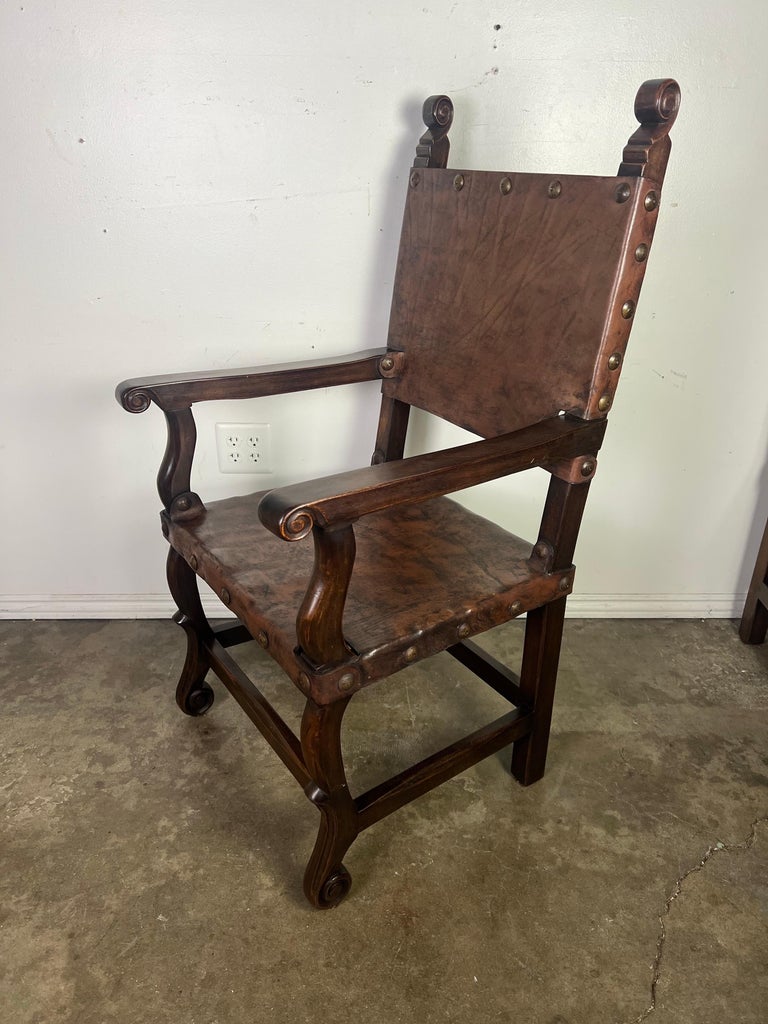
[511,598,567,786]
[740,597,768,645]
[166,547,215,716]
[301,697,358,908]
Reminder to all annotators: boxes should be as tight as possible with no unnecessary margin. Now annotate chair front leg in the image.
[166,547,215,716]
[512,473,590,785]
[511,598,567,785]
[301,696,358,908]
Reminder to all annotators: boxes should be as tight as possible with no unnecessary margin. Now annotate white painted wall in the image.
[2,1,767,618]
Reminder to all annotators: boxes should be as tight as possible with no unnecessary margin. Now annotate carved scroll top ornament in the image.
[620,78,681,180]
[414,94,454,169]
[634,78,681,127]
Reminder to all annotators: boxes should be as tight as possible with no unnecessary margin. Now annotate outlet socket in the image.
[215,423,272,474]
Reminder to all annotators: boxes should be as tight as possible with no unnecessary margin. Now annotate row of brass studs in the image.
[410,174,661,213]
[616,184,658,211]
[598,187,658,411]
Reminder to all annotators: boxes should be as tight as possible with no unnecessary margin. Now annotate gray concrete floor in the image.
[1,618,766,1024]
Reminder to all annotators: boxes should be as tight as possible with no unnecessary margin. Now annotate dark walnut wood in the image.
[117,79,680,907]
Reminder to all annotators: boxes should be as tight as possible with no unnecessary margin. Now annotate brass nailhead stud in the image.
[338,672,356,692]
[548,180,562,199]
[176,496,190,511]
[457,623,471,639]
[580,460,595,477]
[597,394,612,412]
[189,555,198,571]
[453,173,465,191]
[405,646,418,662]
[559,576,572,592]
[410,171,420,188]
[621,300,635,319]
[220,587,231,605]
[634,242,648,262]
[615,183,631,203]
[500,176,512,195]
[644,191,658,211]
[608,352,622,371]
[298,672,310,691]
[256,630,269,649]
[380,356,394,371]
[509,601,523,616]
[534,541,550,560]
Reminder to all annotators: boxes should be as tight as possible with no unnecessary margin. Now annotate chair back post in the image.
[371,95,456,465]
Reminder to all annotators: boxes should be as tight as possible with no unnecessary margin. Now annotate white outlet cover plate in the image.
[215,423,272,474]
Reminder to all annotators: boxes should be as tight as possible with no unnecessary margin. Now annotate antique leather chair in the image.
[117,79,680,908]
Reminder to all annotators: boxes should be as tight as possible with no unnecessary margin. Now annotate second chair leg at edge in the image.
[739,590,768,645]
[167,548,215,716]
[301,697,358,909]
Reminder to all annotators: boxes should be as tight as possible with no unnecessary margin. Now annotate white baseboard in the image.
[0,593,745,620]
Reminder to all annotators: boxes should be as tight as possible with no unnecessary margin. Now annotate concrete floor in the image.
[1,618,766,1024]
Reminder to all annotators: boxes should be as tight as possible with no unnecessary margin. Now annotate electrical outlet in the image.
[215,423,272,474]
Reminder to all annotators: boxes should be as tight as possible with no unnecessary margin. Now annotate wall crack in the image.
[629,814,768,1024]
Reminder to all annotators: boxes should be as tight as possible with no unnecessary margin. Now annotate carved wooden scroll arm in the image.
[262,415,605,669]
[115,347,388,414]
[259,415,606,540]
[116,348,389,514]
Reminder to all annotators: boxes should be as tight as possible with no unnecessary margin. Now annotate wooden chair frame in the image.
[117,79,679,908]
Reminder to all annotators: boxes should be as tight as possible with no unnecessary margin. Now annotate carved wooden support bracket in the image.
[157,408,198,512]
[296,524,357,668]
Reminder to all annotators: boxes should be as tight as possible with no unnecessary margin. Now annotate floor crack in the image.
[630,814,768,1024]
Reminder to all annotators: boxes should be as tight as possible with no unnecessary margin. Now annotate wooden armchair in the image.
[117,79,680,908]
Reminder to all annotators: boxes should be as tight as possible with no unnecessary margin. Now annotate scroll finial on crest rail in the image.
[619,78,681,182]
[414,95,454,169]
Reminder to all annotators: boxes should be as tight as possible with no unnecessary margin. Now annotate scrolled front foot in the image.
[306,864,352,910]
[178,682,215,716]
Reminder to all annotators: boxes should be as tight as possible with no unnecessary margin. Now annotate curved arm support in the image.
[619,78,681,182]
[157,407,202,515]
[297,525,357,667]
